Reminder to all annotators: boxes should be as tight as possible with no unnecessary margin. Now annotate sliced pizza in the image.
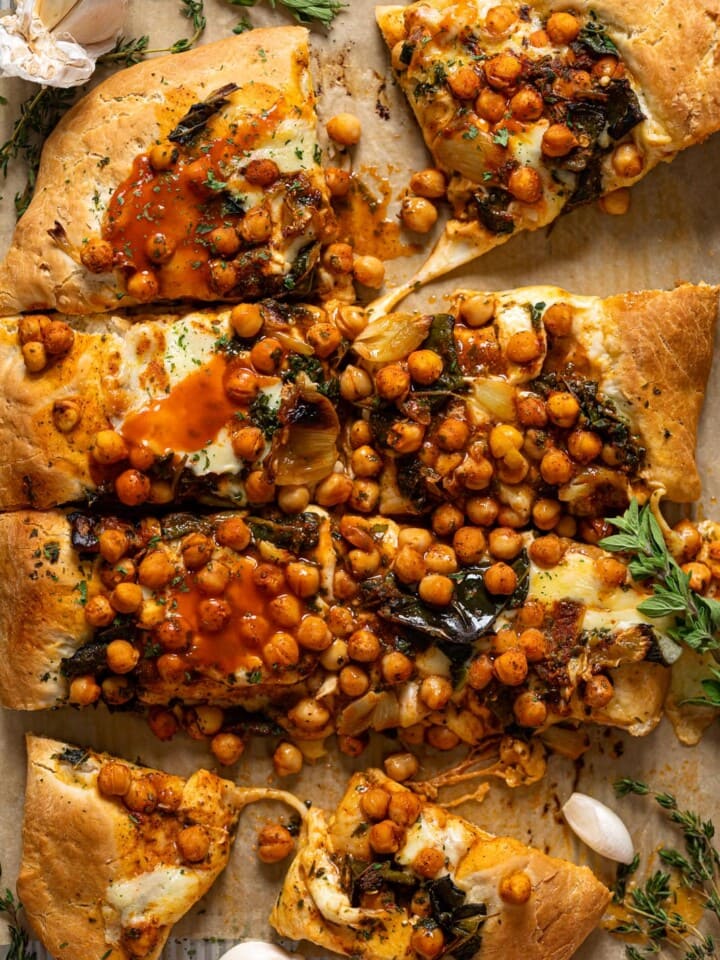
[0,29,333,316]
[19,733,244,960]
[0,495,713,752]
[271,766,610,960]
[0,282,715,512]
[376,0,720,284]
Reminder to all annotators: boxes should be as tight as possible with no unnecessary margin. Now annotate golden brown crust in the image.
[19,734,240,960]
[604,283,718,501]
[0,512,92,709]
[0,28,314,316]
[271,768,609,960]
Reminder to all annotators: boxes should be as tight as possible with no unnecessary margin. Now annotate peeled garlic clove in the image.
[218,943,302,960]
[35,0,77,30]
[562,792,635,864]
[52,0,128,49]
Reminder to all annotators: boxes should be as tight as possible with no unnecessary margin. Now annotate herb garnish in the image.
[0,870,35,960]
[600,500,720,659]
[611,780,720,958]
[249,391,282,439]
[227,0,345,27]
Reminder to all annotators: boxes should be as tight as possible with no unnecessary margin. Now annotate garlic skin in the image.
[0,0,128,87]
[562,792,635,864]
[218,942,303,960]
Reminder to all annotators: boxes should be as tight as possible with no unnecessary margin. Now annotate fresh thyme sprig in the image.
[0,0,206,218]
[611,780,720,959]
[0,872,35,960]
[227,0,346,27]
[600,500,720,657]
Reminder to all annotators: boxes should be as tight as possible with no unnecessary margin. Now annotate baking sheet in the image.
[2,0,720,956]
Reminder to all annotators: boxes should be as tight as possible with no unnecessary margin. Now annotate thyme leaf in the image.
[227,0,346,27]
[0,870,35,960]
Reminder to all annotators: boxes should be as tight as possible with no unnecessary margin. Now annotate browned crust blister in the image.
[0,27,311,316]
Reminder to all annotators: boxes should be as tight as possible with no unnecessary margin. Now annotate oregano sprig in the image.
[600,500,720,657]
[0,872,35,960]
[227,0,346,27]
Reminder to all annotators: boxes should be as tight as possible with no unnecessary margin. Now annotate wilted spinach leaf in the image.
[427,876,487,960]
[247,512,320,554]
[169,83,240,144]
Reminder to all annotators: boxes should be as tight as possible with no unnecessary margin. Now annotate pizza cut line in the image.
[375,0,720,285]
[19,734,610,960]
[0,282,715,512]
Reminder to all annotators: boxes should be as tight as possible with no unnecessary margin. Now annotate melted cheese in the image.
[105,867,205,929]
[395,809,474,873]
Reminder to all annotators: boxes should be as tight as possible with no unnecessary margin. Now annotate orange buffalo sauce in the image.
[122,353,238,454]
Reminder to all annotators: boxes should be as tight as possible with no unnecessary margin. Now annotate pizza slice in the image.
[0,28,333,316]
[0,300,344,510]
[375,0,720,287]
[19,733,244,960]
[271,766,610,960]
[1,282,715,513]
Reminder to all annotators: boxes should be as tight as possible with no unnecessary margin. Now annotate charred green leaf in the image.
[247,512,320,554]
[168,82,240,144]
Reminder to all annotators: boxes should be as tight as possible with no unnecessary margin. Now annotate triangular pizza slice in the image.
[0,29,333,315]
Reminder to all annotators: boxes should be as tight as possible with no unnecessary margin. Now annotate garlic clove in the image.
[562,792,635,864]
[35,0,76,31]
[52,0,128,48]
[218,942,303,960]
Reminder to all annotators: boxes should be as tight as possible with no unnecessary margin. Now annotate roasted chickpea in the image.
[149,141,178,171]
[488,527,523,560]
[499,869,533,904]
[349,478,380,513]
[567,429,603,464]
[320,638,349,672]
[68,674,101,705]
[530,498,560,531]
[106,638,140,674]
[250,336,283,374]
[43,320,75,355]
[109,582,143,615]
[286,561,320,598]
[288,697,331,733]
[485,3,518,34]
[92,429,129,465]
[347,628,381,663]
[181,533,213,571]
[541,302,573,338]
[401,196,438,233]
[476,87,506,123]
[308,321,343,359]
[297,615,332,652]
[420,675,453,711]
[466,496,500,526]
[458,455,494,491]
[360,786,390,821]
[177,825,211,863]
[510,86,544,121]
[339,664,370,697]
[198,598,231,632]
[432,504,464,538]
[325,166,351,197]
[540,448,573,485]
[494,649,528,686]
[277,484,311,515]
[122,925,160,959]
[145,231,175,264]
[322,242,354,275]
[127,270,159,303]
[147,706,179,740]
[353,255,385,289]
[374,363,410,401]
[453,526,487,565]
[263,630,299,668]
[410,168,446,198]
[418,573,454,606]
[387,791,422,827]
[369,819,405,854]
[484,561,518,595]
[513,690,548,726]
[334,568,358,600]
[115,469,151,506]
[326,112,362,146]
[257,823,295,863]
[155,616,191,653]
[196,560,231,596]
[341,365,374,403]
[529,533,564,568]
[435,417,469,452]
[315,472,353,507]
[245,470,276,504]
[547,391,580,428]
[408,349,444,385]
[384,751,419,782]
[84,593,115,628]
[239,205,272,245]
[381,650,414,684]
[612,142,644,179]
[546,11,580,44]
[224,367,259,405]
[350,420,373,448]
[448,64,482,100]
[98,761,132,797]
[244,158,280,186]
[216,516,251,551]
[350,445,382,478]
[508,166,543,203]
[424,544,458,575]
[506,330,542,364]
[137,551,174,590]
[542,123,578,157]
[231,425,265,462]
[484,52,522,89]
[411,889,433,918]
[80,237,114,273]
[584,674,615,708]
[21,340,47,372]
[411,926,445,960]
[599,188,631,216]
[228,306,262,342]
[595,555,628,587]
[273,741,303,777]
[683,561,712,593]
[124,777,158,814]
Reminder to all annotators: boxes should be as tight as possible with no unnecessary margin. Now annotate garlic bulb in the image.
[562,792,635,864]
[218,942,303,960]
[0,0,128,87]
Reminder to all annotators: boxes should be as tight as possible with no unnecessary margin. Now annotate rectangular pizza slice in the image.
[375,0,720,281]
[271,766,610,960]
[0,29,333,315]
[0,282,715,512]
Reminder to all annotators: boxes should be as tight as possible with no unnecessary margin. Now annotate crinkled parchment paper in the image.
[2,0,720,956]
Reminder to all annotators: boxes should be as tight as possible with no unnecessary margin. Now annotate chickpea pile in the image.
[391,4,644,229]
[18,314,74,374]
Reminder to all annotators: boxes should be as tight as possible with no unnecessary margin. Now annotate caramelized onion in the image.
[352,311,432,363]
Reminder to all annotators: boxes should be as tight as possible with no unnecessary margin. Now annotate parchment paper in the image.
[2,0,720,956]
